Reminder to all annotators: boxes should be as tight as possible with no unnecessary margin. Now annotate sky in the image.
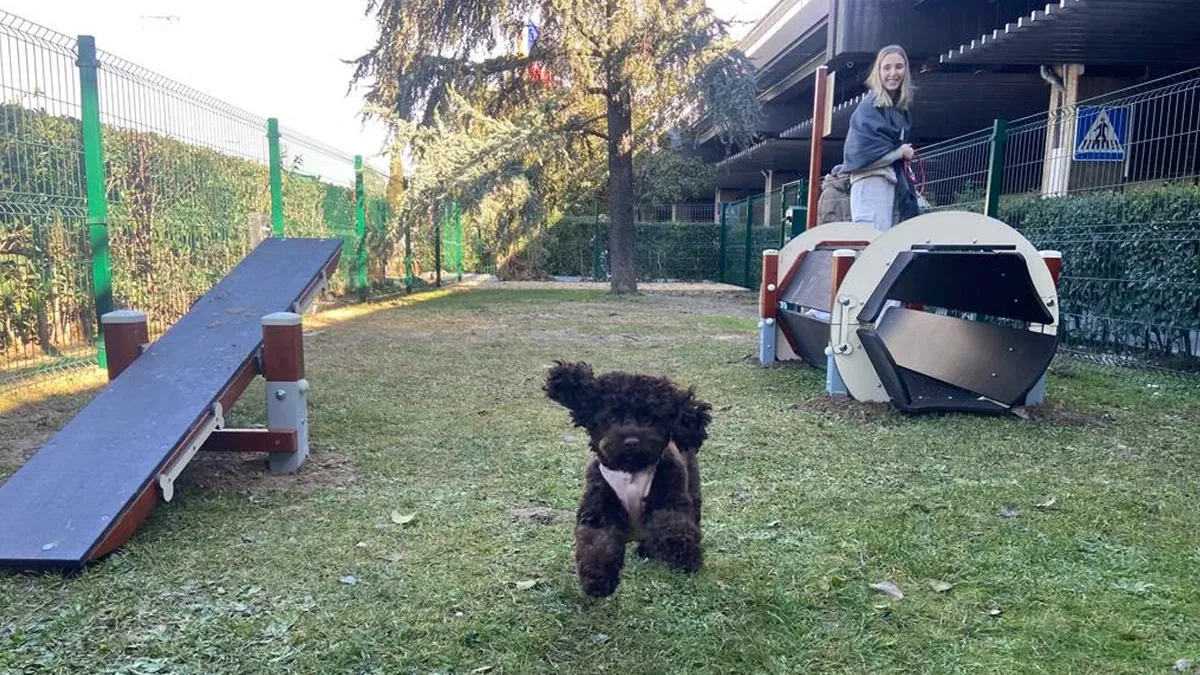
[3,0,777,175]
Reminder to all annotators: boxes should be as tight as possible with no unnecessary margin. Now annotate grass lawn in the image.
[1,285,1199,674]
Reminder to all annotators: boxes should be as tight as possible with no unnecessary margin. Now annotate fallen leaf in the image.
[1036,497,1057,509]
[1174,658,1193,672]
[355,541,369,549]
[515,579,538,591]
[988,607,1003,617]
[593,633,609,643]
[1000,506,1021,518]
[241,535,255,544]
[340,576,358,586]
[391,511,416,525]
[563,435,578,443]
[872,603,891,611]
[869,581,904,601]
[470,667,495,674]
[929,580,954,593]
[766,520,781,528]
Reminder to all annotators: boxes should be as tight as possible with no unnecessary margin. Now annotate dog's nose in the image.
[623,437,640,448]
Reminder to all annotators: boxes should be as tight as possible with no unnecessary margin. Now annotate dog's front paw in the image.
[641,510,703,573]
[579,568,621,597]
[575,525,626,598]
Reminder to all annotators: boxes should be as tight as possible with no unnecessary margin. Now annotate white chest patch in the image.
[598,464,657,527]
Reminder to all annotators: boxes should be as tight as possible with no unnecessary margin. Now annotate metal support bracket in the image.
[292,270,329,315]
[158,402,225,502]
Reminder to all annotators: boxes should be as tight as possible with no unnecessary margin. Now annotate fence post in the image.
[591,199,603,280]
[984,118,1008,219]
[267,118,284,237]
[77,35,112,369]
[404,214,414,293]
[778,184,792,248]
[354,155,367,300]
[454,202,464,281]
[742,197,754,288]
[433,205,442,288]
[717,202,728,284]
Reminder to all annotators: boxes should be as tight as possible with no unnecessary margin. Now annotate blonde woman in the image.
[840,45,920,232]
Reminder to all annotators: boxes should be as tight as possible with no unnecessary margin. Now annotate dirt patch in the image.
[178,449,357,495]
[791,395,895,424]
[0,389,98,475]
[1014,401,1113,428]
[509,506,569,525]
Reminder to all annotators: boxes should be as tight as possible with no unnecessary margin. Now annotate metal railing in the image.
[0,10,447,392]
[915,67,1200,370]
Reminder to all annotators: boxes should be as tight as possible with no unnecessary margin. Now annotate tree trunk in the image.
[606,73,637,294]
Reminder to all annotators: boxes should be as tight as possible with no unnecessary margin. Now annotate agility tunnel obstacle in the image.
[0,237,342,572]
[759,211,1062,414]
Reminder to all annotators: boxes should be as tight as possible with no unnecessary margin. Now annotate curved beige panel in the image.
[770,222,881,361]
[830,211,1061,402]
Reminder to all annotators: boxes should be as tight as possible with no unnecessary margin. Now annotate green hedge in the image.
[538,216,723,282]
[1,104,396,366]
[1000,186,1200,362]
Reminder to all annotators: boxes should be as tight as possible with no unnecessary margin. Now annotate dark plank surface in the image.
[780,248,834,312]
[0,238,342,568]
[876,308,1057,405]
[858,250,1054,325]
[778,307,830,369]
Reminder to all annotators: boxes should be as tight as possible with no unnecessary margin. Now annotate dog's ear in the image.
[544,360,597,419]
[672,387,713,453]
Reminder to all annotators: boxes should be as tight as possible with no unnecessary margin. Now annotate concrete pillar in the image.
[714,187,740,223]
[1042,65,1084,197]
[763,170,801,226]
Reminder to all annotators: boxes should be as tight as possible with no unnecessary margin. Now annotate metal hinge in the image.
[158,401,225,503]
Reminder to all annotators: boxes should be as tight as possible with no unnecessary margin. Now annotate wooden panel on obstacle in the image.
[0,237,342,571]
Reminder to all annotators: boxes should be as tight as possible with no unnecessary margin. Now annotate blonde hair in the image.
[866,45,914,110]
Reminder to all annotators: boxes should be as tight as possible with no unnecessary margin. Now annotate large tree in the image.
[351,0,760,293]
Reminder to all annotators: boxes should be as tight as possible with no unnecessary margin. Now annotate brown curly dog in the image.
[544,360,713,598]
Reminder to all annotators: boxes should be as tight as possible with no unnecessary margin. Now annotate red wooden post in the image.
[262,312,305,382]
[806,65,830,230]
[831,249,856,307]
[100,310,148,381]
[759,249,780,320]
[1041,250,1063,286]
[261,312,308,474]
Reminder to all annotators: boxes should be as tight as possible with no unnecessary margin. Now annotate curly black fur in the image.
[545,360,713,597]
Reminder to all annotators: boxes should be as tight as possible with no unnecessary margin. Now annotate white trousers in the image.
[850,175,896,233]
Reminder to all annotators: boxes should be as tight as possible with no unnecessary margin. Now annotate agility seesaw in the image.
[0,237,342,572]
[758,211,1063,414]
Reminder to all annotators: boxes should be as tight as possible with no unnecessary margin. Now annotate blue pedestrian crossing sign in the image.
[1074,106,1128,161]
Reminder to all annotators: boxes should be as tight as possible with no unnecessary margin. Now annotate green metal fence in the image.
[717,181,806,289]
[0,10,409,392]
[916,67,1200,371]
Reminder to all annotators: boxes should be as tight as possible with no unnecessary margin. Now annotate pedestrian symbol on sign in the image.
[1074,106,1128,162]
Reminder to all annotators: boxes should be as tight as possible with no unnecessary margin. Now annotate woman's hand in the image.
[900,143,916,161]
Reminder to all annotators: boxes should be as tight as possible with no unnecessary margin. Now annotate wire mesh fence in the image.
[1,13,96,387]
[914,67,1200,372]
[95,46,271,341]
[0,9,407,393]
